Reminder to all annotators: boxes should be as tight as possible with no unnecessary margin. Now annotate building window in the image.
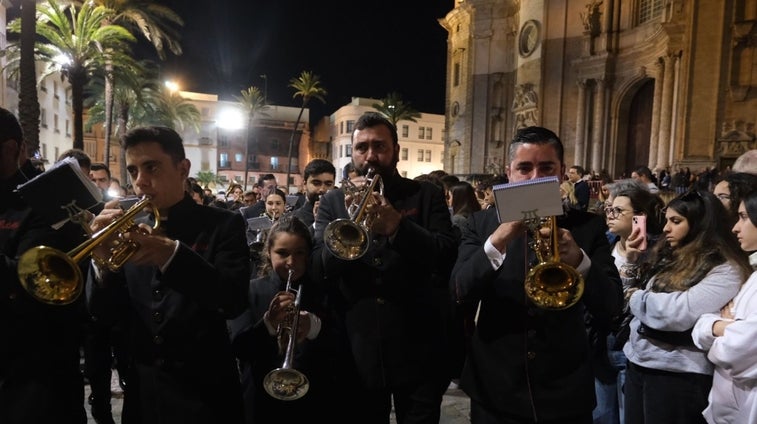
[40,108,47,128]
[453,63,460,87]
[340,121,344,134]
[401,171,407,178]
[235,153,243,162]
[402,125,409,138]
[426,128,433,140]
[270,157,279,170]
[639,0,665,24]
[418,127,425,139]
[339,144,343,158]
[54,147,59,161]
[401,148,408,161]
[54,114,59,133]
[345,144,352,156]
[417,149,424,161]
[271,139,280,150]
[219,153,230,168]
[53,81,59,99]
[346,120,354,133]
[41,143,47,159]
[218,135,230,147]
[65,120,70,136]
[425,150,432,162]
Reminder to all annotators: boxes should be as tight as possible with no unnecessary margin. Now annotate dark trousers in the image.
[471,399,592,424]
[338,378,449,424]
[624,362,710,424]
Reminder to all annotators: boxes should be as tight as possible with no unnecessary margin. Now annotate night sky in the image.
[157,0,455,124]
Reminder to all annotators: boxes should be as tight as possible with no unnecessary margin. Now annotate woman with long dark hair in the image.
[623,190,752,424]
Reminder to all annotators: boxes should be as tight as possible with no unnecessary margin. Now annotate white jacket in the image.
[693,268,757,424]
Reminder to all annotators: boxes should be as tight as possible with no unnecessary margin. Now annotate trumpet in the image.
[323,167,383,260]
[16,196,158,305]
[263,268,310,401]
[524,215,584,310]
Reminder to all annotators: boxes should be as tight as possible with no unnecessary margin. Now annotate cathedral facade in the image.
[440,0,757,178]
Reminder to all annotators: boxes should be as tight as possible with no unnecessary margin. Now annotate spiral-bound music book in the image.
[493,176,563,222]
[16,157,102,228]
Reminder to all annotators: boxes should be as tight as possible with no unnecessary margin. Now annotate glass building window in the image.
[401,148,408,161]
[417,149,424,161]
[235,153,243,162]
[425,150,432,162]
[402,125,409,138]
[346,120,354,133]
[639,0,664,24]
[418,127,425,139]
[270,157,279,170]
[426,128,433,140]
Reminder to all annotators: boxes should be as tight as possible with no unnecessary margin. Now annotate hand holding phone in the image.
[631,215,648,251]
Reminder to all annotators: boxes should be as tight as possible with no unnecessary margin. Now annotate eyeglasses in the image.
[604,206,629,219]
[715,193,731,201]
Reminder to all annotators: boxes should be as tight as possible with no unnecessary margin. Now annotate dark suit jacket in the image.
[574,179,591,211]
[1,171,88,424]
[89,196,250,424]
[229,271,333,424]
[313,171,458,390]
[450,207,622,421]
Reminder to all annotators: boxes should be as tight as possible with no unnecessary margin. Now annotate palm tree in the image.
[149,87,201,132]
[93,0,183,173]
[234,86,270,189]
[7,0,137,150]
[285,71,327,192]
[372,92,421,127]
[18,0,40,157]
[194,170,219,190]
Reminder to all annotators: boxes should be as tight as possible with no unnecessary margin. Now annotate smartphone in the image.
[632,215,648,250]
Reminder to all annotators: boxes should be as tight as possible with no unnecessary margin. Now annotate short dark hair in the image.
[303,158,335,181]
[508,126,564,164]
[634,166,653,180]
[258,173,276,187]
[58,149,92,170]
[122,126,185,163]
[570,165,586,177]
[0,107,22,146]
[353,112,398,145]
[90,162,110,178]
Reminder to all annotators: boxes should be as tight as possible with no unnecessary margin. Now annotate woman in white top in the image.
[693,189,757,423]
[623,190,752,424]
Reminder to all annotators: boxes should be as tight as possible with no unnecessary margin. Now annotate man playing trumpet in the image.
[451,126,622,423]
[88,126,250,424]
[313,112,458,423]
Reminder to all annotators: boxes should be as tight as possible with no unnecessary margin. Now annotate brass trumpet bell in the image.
[263,367,310,401]
[16,195,156,305]
[323,168,382,261]
[524,215,585,310]
[17,246,83,305]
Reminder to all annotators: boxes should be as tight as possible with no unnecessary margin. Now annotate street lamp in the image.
[260,74,268,105]
[165,80,179,93]
[217,107,246,189]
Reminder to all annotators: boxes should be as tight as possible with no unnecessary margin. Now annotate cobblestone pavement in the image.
[85,379,471,424]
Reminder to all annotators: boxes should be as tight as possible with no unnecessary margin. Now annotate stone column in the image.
[648,59,664,168]
[591,78,606,171]
[575,80,588,166]
[656,54,675,170]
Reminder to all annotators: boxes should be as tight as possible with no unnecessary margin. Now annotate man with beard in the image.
[293,159,336,231]
[313,112,458,423]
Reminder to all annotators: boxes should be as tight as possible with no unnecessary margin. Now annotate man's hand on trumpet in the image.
[544,226,584,268]
[366,194,401,237]
[120,223,176,268]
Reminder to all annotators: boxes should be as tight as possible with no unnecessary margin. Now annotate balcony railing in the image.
[218,160,231,169]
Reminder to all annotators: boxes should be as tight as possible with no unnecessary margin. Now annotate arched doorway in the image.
[624,80,654,176]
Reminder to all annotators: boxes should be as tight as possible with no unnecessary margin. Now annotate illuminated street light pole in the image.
[260,74,268,104]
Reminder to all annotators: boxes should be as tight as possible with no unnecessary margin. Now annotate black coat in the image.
[88,196,250,424]
[229,271,333,424]
[0,171,88,424]
[313,172,458,390]
[450,207,622,421]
